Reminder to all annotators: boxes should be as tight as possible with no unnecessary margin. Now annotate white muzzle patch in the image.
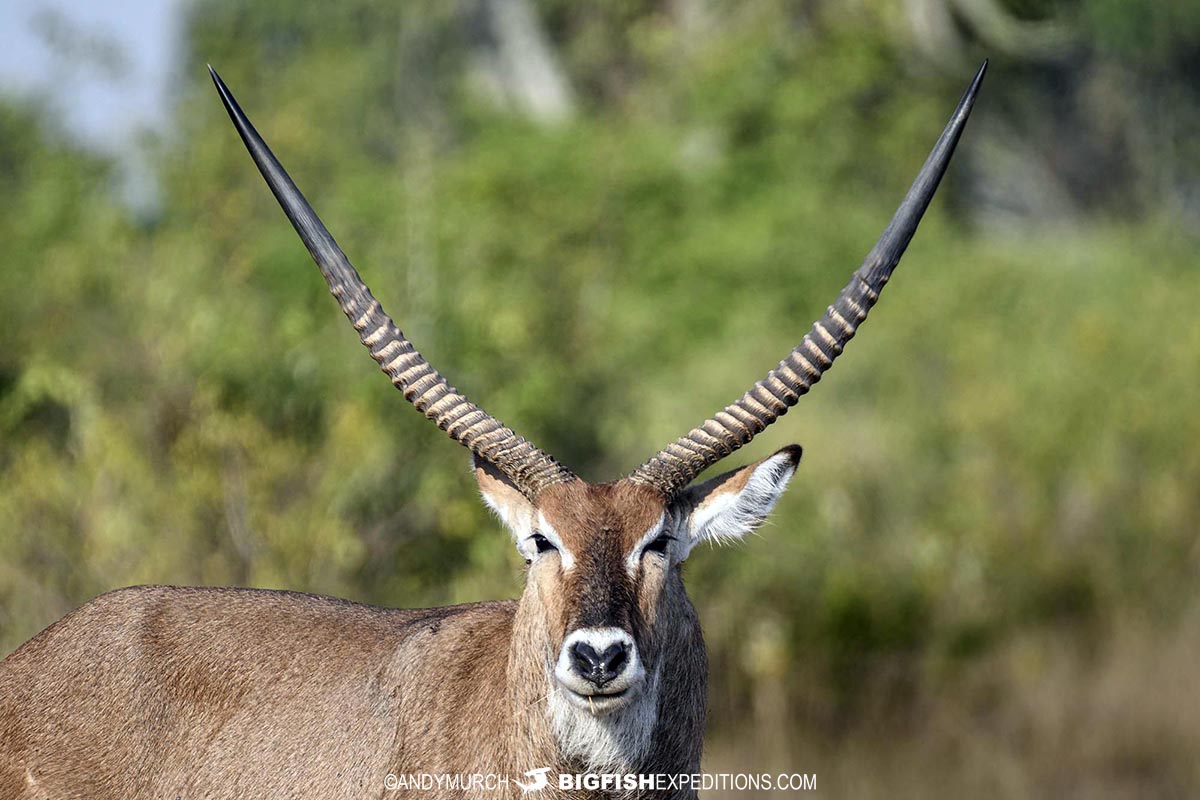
[554,627,645,713]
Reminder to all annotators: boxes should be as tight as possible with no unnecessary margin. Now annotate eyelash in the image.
[530,533,557,555]
[643,533,674,556]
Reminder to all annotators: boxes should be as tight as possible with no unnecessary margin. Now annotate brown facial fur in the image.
[534,480,669,650]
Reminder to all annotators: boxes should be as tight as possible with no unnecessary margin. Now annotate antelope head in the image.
[209,62,984,766]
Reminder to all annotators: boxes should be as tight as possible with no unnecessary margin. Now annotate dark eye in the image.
[643,533,674,556]
[531,533,557,554]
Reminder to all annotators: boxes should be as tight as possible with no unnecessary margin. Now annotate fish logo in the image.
[515,766,552,794]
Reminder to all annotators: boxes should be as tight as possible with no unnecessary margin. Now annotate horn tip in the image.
[971,58,988,87]
[963,59,988,108]
[207,64,234,106]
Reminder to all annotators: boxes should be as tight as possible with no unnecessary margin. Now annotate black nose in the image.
[570,641,629,687]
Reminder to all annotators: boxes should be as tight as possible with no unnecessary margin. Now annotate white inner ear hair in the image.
[686,452,797,551]
[479,486,534,541]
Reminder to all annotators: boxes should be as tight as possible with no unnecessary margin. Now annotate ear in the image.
[675,445,802,554]
[473,455,536,540]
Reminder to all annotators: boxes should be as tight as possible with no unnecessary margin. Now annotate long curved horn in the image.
[630,61,987,495]
[209,67,575,499]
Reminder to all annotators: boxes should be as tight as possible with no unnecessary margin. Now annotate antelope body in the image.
[0,63,985,800]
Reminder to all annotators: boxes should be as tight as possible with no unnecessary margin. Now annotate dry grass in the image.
[704,604,1200,799]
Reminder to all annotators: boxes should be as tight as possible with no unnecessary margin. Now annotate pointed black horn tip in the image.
[207,63,225,92]
[207,65,235,107]
[206,66,260,150]
[921,59,988,165]
[956,59,988,117]
[968,58,988,95]
[972,59,989,87]
[206,65,247,126]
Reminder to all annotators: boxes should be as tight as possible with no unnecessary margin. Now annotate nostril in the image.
[600,643,627,675]
[566,636,634,688]
[571,642,601,675]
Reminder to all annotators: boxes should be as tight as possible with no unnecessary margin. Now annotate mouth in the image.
[558,683,638,715]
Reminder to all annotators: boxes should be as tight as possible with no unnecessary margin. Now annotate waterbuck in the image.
[0,62,985,799]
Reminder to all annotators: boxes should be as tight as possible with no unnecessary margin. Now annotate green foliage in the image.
[1,0,1198,785]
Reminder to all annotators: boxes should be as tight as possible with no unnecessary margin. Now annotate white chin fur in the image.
[548,670,658,772]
